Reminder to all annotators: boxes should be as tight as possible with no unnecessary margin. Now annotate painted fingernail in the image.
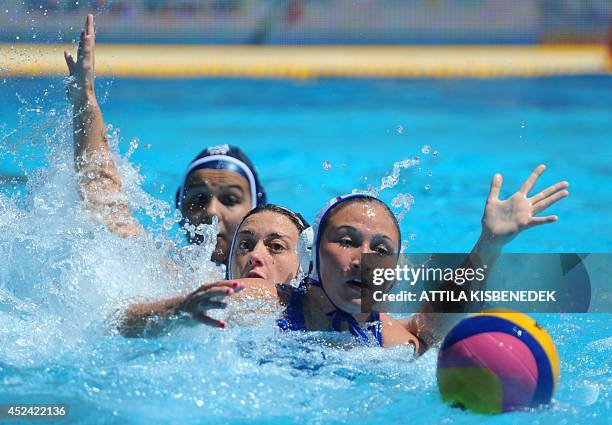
[225,288,233,295]
[232,281,238,288]
[219,321,226,329]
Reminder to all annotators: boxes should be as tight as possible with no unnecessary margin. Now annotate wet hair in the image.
[321,196,401,251]
[240,204,309,234]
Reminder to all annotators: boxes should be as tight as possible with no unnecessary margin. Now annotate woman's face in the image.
[230,211,301,284]
[181,169,252,263]
[318,201,399,314]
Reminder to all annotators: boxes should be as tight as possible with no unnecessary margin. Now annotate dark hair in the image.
[241,204,309,234]
[322,197,401,250]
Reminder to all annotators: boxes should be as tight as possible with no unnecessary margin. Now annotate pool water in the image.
[0,76,610,424]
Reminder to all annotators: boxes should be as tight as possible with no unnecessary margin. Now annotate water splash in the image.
[0,94,220,368]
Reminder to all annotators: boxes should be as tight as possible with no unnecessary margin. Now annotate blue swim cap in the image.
[175,144,267,211]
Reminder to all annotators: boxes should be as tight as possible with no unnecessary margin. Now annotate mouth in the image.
[245,270,266,280]
[346,279,364,291]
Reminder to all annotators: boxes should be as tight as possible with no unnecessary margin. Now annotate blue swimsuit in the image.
[277,279,383,347]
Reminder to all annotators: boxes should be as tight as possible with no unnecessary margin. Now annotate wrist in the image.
[164,296,187,316]
[475,231,504,253]
[73,91,98,109]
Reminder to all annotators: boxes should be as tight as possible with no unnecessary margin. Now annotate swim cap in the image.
[226,204,310,280]
[175,144,267,211]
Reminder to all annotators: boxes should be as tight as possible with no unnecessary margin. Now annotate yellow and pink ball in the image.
[437,310,560,414]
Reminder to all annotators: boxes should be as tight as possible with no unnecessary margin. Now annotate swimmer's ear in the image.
[297,227,314,277]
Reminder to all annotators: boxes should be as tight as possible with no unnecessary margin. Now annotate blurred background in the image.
[0,0,610,44]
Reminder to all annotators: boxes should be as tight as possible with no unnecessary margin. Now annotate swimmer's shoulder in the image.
[379,313,420,352]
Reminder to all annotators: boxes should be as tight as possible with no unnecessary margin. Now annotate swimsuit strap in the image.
[327,309,382,346]
[307,278,383,346]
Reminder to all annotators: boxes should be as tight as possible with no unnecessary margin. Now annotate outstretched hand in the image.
[64,14,96,104]
[178,281,245,328]
[481,164,569,246]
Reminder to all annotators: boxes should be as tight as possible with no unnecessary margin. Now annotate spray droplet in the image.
[520,122,525,129]
[322,161,332,171]
[409,233,417,240]
[421,145,431,154]
[401,240,409,253]
[424,184,430,191]
[432,151,439,158]
[427,172,432,177]
[396,125,404,134]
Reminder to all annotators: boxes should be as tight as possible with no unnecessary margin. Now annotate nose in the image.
[349,250,363,272]
[204,196,222,223]
[349,243,373,272]
[247,241,266,268]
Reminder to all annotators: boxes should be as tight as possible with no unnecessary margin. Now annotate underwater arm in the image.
[64,14,140,237]
[404,165,570,350]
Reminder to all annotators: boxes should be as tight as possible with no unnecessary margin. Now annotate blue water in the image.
[0,76,610,424]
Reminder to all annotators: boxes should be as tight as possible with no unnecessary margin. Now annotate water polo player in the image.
[278,194,422,349]
[64,14,265,264]
[280,164,569,351]
[119,204,308,337]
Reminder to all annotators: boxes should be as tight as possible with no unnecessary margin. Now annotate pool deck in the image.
[1,44,610,78]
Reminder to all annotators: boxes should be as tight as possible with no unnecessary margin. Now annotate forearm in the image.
[118,296,191,338]
[71,95,140,237]
[406,233,504,348]
[72,92,108,159]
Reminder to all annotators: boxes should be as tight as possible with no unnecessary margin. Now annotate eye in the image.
[184,193,210,210]
[339,237,353,248]
[219,193,242,206]
[268,242,286,253]
[238,239,253,251]
[375,245,391,256]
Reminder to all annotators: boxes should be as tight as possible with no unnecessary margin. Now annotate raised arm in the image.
[405,165,569,351]
[64,14,140,237]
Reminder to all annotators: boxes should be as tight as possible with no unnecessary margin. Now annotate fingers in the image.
[191,280,243,296]
[64,50,75,75]
[206,301,228,310]
[193,313,227,329]
[526,215,558,229]
[86,13,94,36]
[530,180,569,204]
[519,164,546,195]
[189,289,233,305]
[77,30,86,60]
[532,188,569,214]
[487,173,502,201]
[182,280,245,316]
